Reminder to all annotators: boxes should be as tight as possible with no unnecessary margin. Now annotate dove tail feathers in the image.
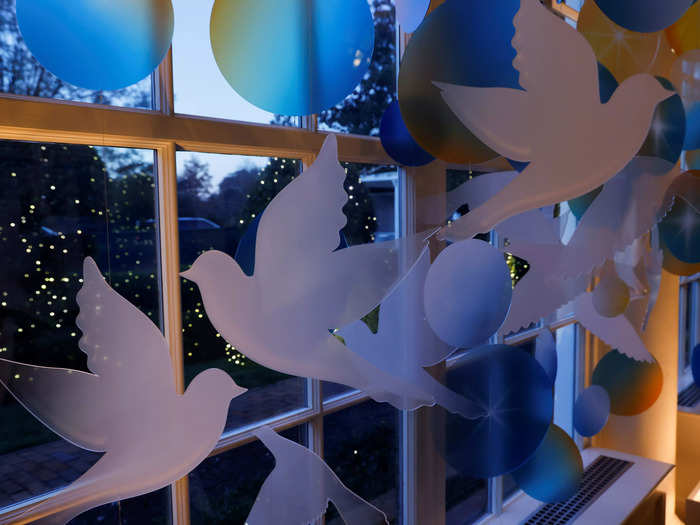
[329,479,389,525]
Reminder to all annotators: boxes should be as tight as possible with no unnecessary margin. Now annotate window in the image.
[0,141,166,516]
[0,2,589,524]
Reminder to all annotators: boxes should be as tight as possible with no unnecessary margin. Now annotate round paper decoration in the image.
[398,0,521,164]
[592,0,694,33]
[592,264,631,318]
[379,101,435,167]
[235,214,262,276]
[637,78,687,163]
[16,0,174,91]
[424,240,512,349]
[592,350,663,416]
[511,425,583,503]
[210,0,374,116]
[578,1,675,82]
[574,385,611,437]
[666,2,700,55]
[670,50,700,151]
[444,345,553,479]
[658,170,700,263]
[661,234,700,275]
[693,343,700,386]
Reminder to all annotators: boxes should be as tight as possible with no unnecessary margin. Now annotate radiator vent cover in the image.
[521,455,633,525]
[678,383,700,408]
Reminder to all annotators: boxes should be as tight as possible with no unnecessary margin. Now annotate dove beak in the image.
[180,267,197,282]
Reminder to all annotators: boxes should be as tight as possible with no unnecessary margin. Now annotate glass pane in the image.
[189,425,307,525]
[323,162,398,401]
[176,152,308,431]
[0,141,160,510]
[68,488,171,525]
[0,0,152,108]
[318,0,396,136]
[171,0,299,126]
[445,470,488,525]
[503,473,519,502]
[554,325,577,437]
[323,401,400,524]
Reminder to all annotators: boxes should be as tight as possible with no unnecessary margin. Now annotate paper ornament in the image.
[0,258,244,524]
[210,0,374,115]
[247,426,388,525]
[436,0,673,242]
[16,0,174,90]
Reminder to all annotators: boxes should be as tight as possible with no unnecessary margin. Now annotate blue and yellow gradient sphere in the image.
[512,424,583,503]
[16,0,174,91]
[210,0,374,116]
[594,0,694,33]
[592,350,663,416]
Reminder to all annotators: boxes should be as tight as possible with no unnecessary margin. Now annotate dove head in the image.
[614,74,675,108]
[184,368,245,426]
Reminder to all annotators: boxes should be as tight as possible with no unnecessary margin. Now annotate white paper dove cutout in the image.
[0,258,245,525]
[338,247,482,417]
[561,158,680,278]
[573,291,654,363]
[183,135,437,413]
[434,0,674,242]
[434,158,680,333]
[246,426,388,525]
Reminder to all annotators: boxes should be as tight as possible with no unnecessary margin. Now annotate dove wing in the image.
[574,292,654,363]
[76,257,175,395]
[254,134,347,290]
[436,82,532,162]
[565,159,679,278]
[511,0,599,106]
[0,360,107,451]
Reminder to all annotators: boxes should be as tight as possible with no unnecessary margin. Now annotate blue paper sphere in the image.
[511,424,583,503]
[637,78,686,165]
[210,0,374,116]
[380,101,434,167]
[574,385,611,437]
[593,0,694,33]
[424,240,512,349]
[398,0,521,163]
[16,0,174,91]
[443,345,553,479]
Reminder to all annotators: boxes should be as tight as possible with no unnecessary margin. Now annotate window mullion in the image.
[153,47,175,115]
[155,142,188,525]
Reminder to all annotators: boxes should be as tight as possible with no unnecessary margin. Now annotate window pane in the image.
[189,425,307,525]
[323,162,398,401]
[445,471,488,525]
[554,325,578,437]
[0,141,160,510]
[323,401,400,523]
[171,0,298,126]
[318,0,396,136]
[0,0,152,108]
[176,152,308,431]
[68,488,171,525]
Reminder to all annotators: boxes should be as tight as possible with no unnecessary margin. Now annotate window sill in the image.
[480,448,673,524]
